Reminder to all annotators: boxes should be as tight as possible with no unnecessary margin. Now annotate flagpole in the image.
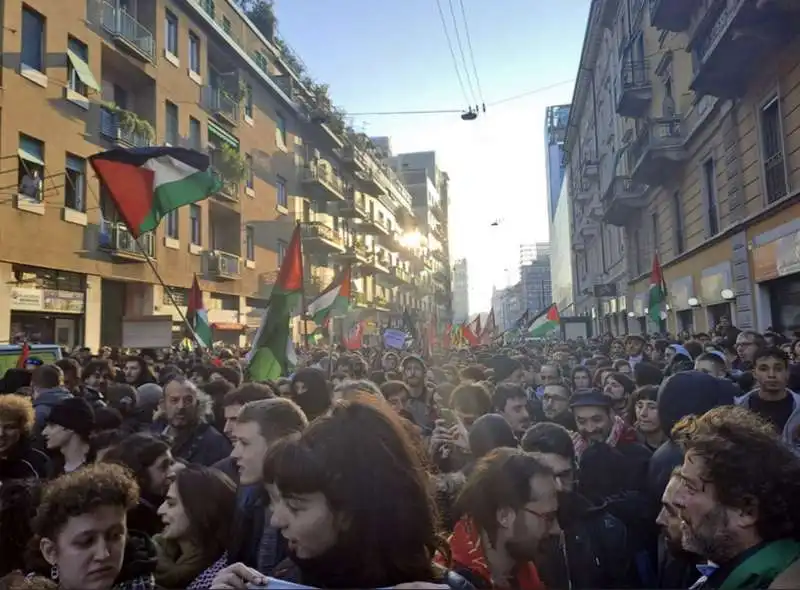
[297,221,310,350]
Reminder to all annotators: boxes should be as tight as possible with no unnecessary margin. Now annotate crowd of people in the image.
[0,322,800,589]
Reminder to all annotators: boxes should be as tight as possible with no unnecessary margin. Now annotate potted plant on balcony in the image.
[102,102,155,144]
[240,0,276,41]
[215,144,247,191]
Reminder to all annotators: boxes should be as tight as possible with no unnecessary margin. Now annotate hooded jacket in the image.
[32,387,73,433]
[736,389,800,454]
[0,437,50,481]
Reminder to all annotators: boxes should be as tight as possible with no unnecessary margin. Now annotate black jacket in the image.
[0,439,50,481]
[537,492,639,589]
[151,419,231,467]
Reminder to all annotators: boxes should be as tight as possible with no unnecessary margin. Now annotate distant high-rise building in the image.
[492,283,524,333]
[452,259,469,324]
[544,105,570,222]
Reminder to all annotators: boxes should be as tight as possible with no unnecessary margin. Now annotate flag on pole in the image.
[16,342,30,369]
[306,265,351,327]
[463,316,480,347]
[528,304,560,337]
[481,309,497,345]
[246,225,303,381]
[186,275,211,348]
[343,321,364,350]
[89,147,221,238]
[648,253,668,324]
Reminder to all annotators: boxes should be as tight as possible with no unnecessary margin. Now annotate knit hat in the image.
[47,397,95,441]
[136,383,163,408]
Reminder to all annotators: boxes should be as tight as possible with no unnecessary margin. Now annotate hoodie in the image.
[736,389,800,454]
[32,387,73,433]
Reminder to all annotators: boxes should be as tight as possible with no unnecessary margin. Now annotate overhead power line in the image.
[457,0,485,108]
[434,0,471,107]
[447,0,478,107]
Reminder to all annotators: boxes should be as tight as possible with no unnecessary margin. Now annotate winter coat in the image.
[32,387,73,433]
[736,389,800,454]
[227,484,287,576]
[150,419,231,467]
[0,438,50,481]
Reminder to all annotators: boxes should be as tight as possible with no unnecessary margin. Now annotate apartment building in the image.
[568,0,800,336]
[451,258,469,324]
[1,0,442,350]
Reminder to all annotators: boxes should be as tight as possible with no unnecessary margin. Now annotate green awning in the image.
[66,50,100,92]
[208,120,240,150]
[17,148,44,167]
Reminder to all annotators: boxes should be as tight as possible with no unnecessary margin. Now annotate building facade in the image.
[492,283,524,333]
[452,258,469,324]
[567,0,800,336]
[2,0,448,349]
[550,170,575,315]
[545,105,570,221]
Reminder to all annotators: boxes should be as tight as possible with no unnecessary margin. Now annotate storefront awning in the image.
[67,50,101,92]
[208,120,240,151]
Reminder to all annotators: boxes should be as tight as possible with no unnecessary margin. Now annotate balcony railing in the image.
[342,144,368,172]
[99,222,155,259]
[601,176,647,227]
[649,0,694,31]
[628,117,686,185]
[100,0,155,62]
[301,221,344,250]
[100,107,152,148]
[301,162,345,201]
[209,250,241,279]
[617,57,652,118]
[202,86,239,124]
[208,151,240,202]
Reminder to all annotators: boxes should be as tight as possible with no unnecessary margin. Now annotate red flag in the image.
[16,342,30,369]
[276,225,304,293]
[463,317,480,347]
[442,323,452,349]
[187,274,203,318]
[481,309,497,345]
[343,321,364,350]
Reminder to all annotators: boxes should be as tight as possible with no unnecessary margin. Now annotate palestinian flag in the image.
[246,225,303,381]
[186,275,211,349]
[89,147,220,238]
[306,265,351,326]
[529,304,560,337]
[16,342,30,369]
[481,309,497,344]
[648,253,668,324]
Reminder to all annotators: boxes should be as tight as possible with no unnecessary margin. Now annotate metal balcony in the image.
[356,167,384,196]
[616,56,652,118]
[581,157,600,181]
[100,1,155,62]
[689,0,795,98]
[202,86,239,126]
[571,232,587,251]
[208,250,241,280]
[335,242,370,265]
[431,201,445,220]
[341,144,368,173]
[99,222,154,261]
[301,222,345,254]
[358,212,390,236]
[361,251,390,275]
[649,0,694,31]
[573,179,593,203]
[99,107,152,148]
[334,191,368,220]
[432,248,448,264]
[301,163,345,202]
[602,176,647,227]
[629,117,687,186]
[208,151,240,203]
[373,297,391,312]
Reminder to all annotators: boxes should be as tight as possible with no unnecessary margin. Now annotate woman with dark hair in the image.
[211,400,470,589]
[289,368,331,421]
[626,385,666,452]
[571,366,592,390]
[155,465,236,589]
[101,434,174,536]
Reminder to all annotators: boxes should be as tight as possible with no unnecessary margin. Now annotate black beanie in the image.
[47,397,95,441]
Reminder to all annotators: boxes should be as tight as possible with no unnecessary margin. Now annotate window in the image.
[253,51,268,72]
[165,209,179,238]
[67,37,90,96]
[276,113,287,147]
[703,158,719,236]
[246,226,255,260]
[190,204,202,245]
[189,117,202,149]
[163,287,188,306]
[202,0,215,18]
[760,96,788,204]
[672,190,685,254]
[245,154,254,189]
[276,176,287,207]
[244,83,253,118]
[165,101,179,145]
[165,9,178,56]
[189,32,201,74]
[64,154,86,212]
[18,134,44,202]
[21,6,45,72]
[278,240,287,264]
[222,16,231,34]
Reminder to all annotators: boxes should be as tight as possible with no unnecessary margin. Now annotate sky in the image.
[273,0,590,313]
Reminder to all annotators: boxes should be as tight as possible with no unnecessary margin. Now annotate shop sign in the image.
[633,294,645,316]
[700,263,732,304]
[43,289,84,313]
[752,231,800,282]
[669,276,694,310]
[10,287,43,311]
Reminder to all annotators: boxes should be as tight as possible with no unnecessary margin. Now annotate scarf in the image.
[572,414,628,459]
[444,518,545,590]
[153,535,214,590]
[718,540,800,590]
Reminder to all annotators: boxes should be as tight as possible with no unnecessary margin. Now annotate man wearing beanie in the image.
[42,397,95,476]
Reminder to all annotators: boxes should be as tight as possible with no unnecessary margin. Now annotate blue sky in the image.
[274,0,590,313]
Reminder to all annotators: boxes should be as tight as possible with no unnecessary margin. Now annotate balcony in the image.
[581,157,600,181]
[301,221,345,254]
[432,248,448,264]
[571,232,587,251]
[301,162,345,202]
[99,222,155,261]
[335,241,369,265]
[359,212,390,236]
[649,0,694,31]
[356,167,384,196]
[628,117,687,186]
[573,179,593,203]
[208,250,241,280]
[202,86,239,126]
[602,176,648,227]
[600,0,621,28]
[689,0,794,98]
[361,251,390,275]
[341,144,368,173]
[335,191,368,220]
[433,269,449,285]
[100,1,155,63]
[431,201,445,221]
[99,107,152,148]
[374,297,391,312]
[208,151,240,203]
[616,56,652,118]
